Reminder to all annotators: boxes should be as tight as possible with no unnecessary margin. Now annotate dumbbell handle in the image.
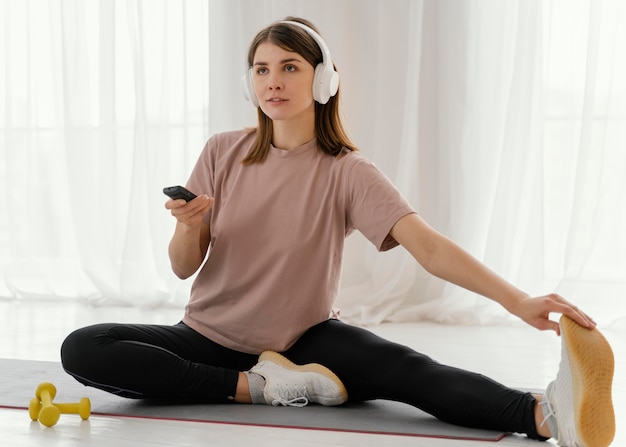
[55,398,91,420]
[39,388,54,405]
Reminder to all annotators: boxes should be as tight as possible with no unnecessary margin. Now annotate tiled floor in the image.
[1,300,623,446]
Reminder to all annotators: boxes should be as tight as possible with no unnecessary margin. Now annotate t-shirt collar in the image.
[269,137,318,158]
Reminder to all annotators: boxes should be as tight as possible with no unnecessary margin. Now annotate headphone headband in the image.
[279,21,334,68]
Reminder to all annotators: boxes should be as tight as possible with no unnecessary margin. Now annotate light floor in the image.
[0,300,623,447]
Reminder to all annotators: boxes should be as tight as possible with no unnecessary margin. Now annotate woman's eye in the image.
[256,67,268,75]
[285,65,296,72]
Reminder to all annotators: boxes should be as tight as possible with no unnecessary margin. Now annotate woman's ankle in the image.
[532,394,552,439]
[233,372,252,403]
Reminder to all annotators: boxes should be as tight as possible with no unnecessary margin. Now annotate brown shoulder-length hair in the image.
[241,17,357,164]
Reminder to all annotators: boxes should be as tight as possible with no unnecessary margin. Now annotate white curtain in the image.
[2,0,625,326]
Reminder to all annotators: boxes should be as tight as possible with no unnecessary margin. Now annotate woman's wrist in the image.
[500,290,531,316]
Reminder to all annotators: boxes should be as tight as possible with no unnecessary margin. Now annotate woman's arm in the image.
[165,195,213,279]
[389,213,596,334]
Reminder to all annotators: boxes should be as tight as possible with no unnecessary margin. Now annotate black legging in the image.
[60,319,545,439]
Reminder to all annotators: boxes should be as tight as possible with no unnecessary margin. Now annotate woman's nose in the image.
[267,73,283,90]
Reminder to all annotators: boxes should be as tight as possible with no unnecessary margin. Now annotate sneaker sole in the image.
[560,315,615,447]
[259,351,348,404]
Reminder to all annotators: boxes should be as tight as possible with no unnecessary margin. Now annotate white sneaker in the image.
[249,351,348,407]
[542,315,615,447]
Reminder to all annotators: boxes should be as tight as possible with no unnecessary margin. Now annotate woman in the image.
[61,17,614,446]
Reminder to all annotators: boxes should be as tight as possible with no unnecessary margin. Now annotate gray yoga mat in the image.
[0,358,509,441]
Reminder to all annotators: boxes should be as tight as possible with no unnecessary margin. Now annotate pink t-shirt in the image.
[182,129,415,354]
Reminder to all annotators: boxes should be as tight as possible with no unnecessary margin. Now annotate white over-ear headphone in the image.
[241,20,339,107]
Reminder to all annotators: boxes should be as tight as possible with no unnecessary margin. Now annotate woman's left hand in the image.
[512,293,596,335]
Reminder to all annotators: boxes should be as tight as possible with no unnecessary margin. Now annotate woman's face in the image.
[251,42,316,124]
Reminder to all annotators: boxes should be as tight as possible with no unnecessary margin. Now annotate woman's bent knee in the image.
[60,323,113,375]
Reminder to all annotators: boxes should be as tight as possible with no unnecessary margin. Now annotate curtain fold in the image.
[1,0,625,326]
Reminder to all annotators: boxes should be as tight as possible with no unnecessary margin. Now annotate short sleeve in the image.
[344,157,416,251]
[185,135,216,224]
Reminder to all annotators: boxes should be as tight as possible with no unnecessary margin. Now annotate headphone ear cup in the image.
[312,63,339,104]
[241,69,259,107]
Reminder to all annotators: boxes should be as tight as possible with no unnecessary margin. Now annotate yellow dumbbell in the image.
[55,398,91,420]
[30,382,61,427]
[28,382,91,427]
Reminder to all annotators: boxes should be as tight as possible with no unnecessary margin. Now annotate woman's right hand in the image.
[166,195,214,279]
[165,195,214,227]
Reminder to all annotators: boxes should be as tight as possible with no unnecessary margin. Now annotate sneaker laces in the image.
[266,384,310,407]
[539,397,556,429]
[539,382,556,427]
[541,383,583,447]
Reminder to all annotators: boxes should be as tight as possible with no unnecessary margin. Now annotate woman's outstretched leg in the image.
[285,319,546,440]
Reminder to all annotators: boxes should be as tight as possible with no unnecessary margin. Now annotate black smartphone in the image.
[163,185,197,202]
